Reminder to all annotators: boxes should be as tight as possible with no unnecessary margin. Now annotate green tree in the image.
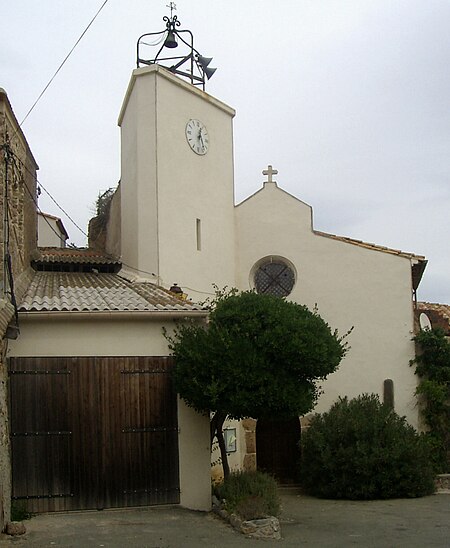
[166,290,349,478]
[411,328,450,472]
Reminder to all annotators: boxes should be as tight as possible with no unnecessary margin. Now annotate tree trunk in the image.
[210,412,219,445]
[211,411,230,480]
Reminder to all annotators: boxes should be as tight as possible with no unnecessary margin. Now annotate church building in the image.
[90,61,426,480]
[2,13,431,520]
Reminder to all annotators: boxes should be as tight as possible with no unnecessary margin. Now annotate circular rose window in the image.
[254,260,296,297]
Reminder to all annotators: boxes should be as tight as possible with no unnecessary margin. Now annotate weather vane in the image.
[136,5,217,90]
[166,2,176,18]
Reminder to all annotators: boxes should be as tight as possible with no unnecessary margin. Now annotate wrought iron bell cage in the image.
[136,14,216,90]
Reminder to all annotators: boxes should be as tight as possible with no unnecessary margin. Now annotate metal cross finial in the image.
[166,2,177,18]
[262,165,278,184]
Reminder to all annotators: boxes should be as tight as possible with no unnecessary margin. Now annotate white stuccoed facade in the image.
[37,212,68,247]
[105,64,426,476]
[235,183,419,424]
[118,65,236,293]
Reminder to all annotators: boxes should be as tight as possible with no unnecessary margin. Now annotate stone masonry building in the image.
[0,88,38,530]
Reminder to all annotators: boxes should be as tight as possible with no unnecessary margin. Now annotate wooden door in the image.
[256,417,301,483]
[9,356,179,513]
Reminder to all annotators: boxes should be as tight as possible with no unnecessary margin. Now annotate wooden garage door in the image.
[9,356,179,513]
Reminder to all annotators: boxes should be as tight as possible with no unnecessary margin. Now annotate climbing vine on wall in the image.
[411,328,450,472]
[95,187,115,220]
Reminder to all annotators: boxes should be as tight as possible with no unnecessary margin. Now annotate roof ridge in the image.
[18,270,204,314]
[313,230,426,260]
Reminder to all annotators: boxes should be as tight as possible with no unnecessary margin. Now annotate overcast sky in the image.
[1,0,449,304]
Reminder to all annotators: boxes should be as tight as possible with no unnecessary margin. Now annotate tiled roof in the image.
[19,271,204,313]
[314,230,426,261]
[418,302,450,319]
[417,302,450,335]
[0,269,35,335]
[32,247,120,265]
[0,298,15,335]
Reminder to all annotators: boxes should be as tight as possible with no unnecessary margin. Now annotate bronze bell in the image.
[164,31,178,48]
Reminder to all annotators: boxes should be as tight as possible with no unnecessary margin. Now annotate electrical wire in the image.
[7,201,25,265]
[1,142,19,326]
[2,0,109,239]
[2,1,216,300]
[5,252,19,328]
[38,182,88,238]
[178,285,215,296]
[20,0,110,127]
[8,148,88,238]
[119,263,216,295]
[4,145,216,297]
[8,147,78,243]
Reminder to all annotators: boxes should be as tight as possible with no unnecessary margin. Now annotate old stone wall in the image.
[88,185,121,257]
[105,185,121,257]
[0,95,38,282]
[0,89,38,532]
[242,419,257,472]
[0,338,11,529]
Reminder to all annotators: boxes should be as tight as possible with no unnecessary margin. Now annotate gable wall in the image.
[38,215,65,247]
[235,183,419,428]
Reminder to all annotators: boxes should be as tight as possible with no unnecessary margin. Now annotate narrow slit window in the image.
[196,218,201,251]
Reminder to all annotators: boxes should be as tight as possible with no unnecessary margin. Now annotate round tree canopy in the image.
[168,291,349,420]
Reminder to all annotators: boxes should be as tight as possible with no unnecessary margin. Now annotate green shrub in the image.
[215,470,280,519]
[11,500,32,521]
[300,394,436,500]
[421,431,448,474]
[411,328,450,473]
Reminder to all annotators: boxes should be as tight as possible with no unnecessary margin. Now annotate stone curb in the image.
[435,474,450,493]
[212,496,281,540]
[5,521,26,536]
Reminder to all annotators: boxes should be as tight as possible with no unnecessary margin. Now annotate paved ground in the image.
[0,490,448,547]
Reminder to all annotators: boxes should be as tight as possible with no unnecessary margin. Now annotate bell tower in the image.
[118,10,236,298]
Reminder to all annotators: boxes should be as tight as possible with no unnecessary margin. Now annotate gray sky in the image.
[1,0,449,304]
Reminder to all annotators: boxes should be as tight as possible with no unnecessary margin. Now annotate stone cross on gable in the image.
[262,165,278,184]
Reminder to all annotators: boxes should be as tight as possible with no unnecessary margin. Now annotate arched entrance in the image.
[256,417,301,483]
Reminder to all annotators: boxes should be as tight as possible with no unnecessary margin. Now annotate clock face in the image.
[185,119,209,155]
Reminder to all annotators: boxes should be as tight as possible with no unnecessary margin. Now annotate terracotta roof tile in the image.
[19,271,204,313]
[0,298,15,334]
[32,247,120,265]
[314,230,426,261]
